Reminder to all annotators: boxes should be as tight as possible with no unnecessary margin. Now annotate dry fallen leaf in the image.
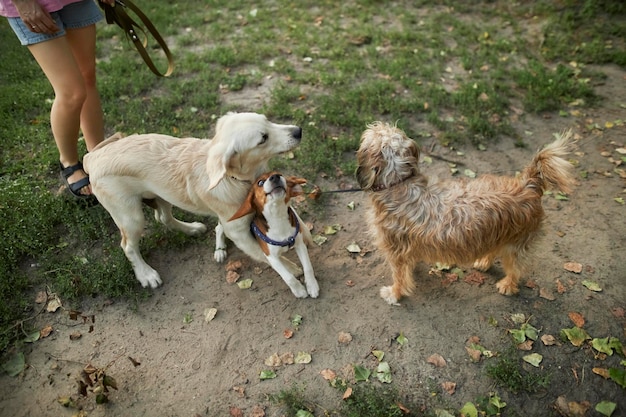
[556,279,567,294]
[69,332,82,341]
[539,287,556,301]
[465,346,482,362]
[204,308,217,323]
[564,262,583,273]
[279,352,294,365]
[541,334,559,346]
[35,291,47,304]
[568,312,585,328]
[320,369,336,381]
[46,295,62,313]
[342,387,353,400]
[517,340,534,351]
[264,353,281,367]
[283,329,294,339]
[426,353,447,368]
[441,381,456,395]
[225,260,243,272]
[232,386,245,397]
[463,271,486,286]
[229,406,244,417]
[226,270,240,284]
[40,325,53,338]
[338,332,353,344]
[592,367,610,379]
[250,405,265,417]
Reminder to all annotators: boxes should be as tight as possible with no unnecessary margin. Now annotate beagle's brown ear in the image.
[286,176,307,198]
[228,189,256,221]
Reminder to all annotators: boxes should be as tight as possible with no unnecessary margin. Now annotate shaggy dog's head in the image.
[356,122,420,191]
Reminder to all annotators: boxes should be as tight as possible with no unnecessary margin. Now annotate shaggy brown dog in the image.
[356,122,576,305]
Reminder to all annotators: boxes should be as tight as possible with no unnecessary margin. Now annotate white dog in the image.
[83,112,303,288]
[229,171,319,298]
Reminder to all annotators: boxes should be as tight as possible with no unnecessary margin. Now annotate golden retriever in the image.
[84,112,303,288]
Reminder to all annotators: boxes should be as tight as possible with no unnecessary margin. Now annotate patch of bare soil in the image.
[1,66,625,417]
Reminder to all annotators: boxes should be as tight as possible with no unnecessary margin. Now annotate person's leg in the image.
[28,37,92,195]
[65,24,104,152]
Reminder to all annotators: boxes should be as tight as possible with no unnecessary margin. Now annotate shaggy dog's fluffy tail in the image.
[522,130,577,194]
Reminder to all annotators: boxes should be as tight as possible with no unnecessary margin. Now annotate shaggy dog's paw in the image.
[472,257,492,271]
[379,286,400,306]
[214,248,227,263]
[496,279,519,295]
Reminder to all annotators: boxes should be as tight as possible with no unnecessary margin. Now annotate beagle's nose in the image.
[268,174,281,184]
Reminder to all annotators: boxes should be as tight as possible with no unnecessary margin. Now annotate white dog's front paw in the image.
[306,279,320,298]
[379,286,400,306]
[290,282,309,298]
[214,248,227,263]
[136,268,162,289]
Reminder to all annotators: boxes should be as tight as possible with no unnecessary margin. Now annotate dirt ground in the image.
[1,65,625,417]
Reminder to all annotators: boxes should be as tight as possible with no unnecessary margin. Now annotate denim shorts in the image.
[7,0,103,46]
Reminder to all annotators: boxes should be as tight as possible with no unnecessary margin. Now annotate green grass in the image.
[0,0,623,394]
[486,347,551,394]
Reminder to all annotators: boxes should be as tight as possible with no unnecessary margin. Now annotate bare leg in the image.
[27,25,104,196]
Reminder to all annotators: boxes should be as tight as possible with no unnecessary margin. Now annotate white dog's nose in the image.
[292,127,302,140]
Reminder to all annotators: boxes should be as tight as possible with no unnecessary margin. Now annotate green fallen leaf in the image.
[346,242,361,253]
[376,361,392,383]
[396,332,409,346]
[353,364,371,382]
[489,393,507,410]
[183,312,193,324]
[260,370,277,380]
[371,350,385,362]
[609,367,626,388]
[595,401,617,417]
[291,314,303,327]
[296,410,314,417]
[614,197,624,205]
[523,353,543,367]
[561,326,591,347]
[434,409,455,417]
[2,352,25,377]
[555,193,569,201]
[582,280,602,292]
[509,329,526,344]
[312,234,328,245]
[464,169,476,178]
[522,323,539,341]
[237,278,253,289]
[347,201,355,210]
[459,402,478,417]
[324,225,341,235]
[23,330,40,343]
[591,337,623,356]
[295,351,312,364]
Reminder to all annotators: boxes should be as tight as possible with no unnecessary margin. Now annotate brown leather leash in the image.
[99,0,174,77]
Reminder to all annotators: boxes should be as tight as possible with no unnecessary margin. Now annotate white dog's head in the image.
[356,121,420,191]
[207,112,302,189]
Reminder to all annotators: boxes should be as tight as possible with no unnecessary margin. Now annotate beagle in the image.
[229,172,319,298]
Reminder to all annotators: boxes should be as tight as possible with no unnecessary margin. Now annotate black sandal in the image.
[59,161,98,204]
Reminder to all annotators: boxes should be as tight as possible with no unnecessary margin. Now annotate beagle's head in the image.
[229,171,307,221]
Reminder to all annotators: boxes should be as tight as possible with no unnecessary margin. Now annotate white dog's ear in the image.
[207,147,235,190]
